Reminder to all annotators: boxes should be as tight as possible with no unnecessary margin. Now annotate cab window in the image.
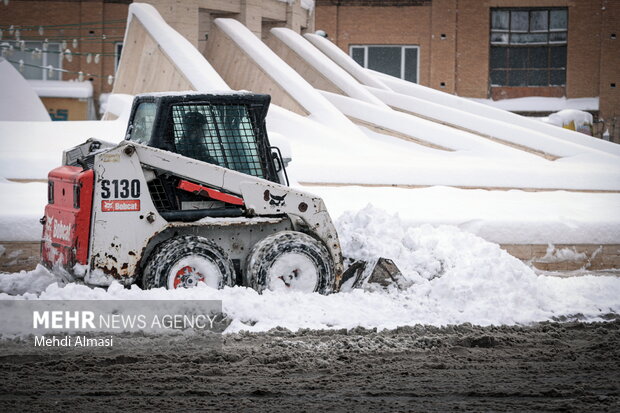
[128,102,157,144]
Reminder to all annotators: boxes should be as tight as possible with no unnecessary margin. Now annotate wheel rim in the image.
[168,257,221,289]
[267,252,318,292]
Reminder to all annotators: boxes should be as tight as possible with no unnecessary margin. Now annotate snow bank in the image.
[471,96,599,112]
[545,109,593,136]
[277,0,315,11]
[322,90,533,155]
[0,265,55,295]
[3,177,619,245]
[102,93,134,120]
[1,207,618,332]
[0,58,50,122]
[319,92,620,191]
[367,87,615,163]
[28,80,93,99]
[308,186,620,245]
[126,3,229,91]
[0,118,127,180]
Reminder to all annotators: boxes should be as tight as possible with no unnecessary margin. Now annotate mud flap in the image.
[339,258,410,291]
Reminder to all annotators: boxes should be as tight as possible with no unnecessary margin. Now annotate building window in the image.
[350,45,419,83]
[490,8,567,87]
[115,42,123,71]
[9,41,62,80]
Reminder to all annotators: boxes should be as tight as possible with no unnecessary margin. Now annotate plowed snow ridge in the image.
[1,207,618,333]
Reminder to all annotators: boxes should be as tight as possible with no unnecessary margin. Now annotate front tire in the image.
[142,235,235,290]
[245,231,334,294]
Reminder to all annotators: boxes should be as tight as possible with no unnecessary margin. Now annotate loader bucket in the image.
[339,258,409,291]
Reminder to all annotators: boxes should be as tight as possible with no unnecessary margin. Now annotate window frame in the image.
[489,7,568,88]
[349,44,420,83]
[167,103,269,180]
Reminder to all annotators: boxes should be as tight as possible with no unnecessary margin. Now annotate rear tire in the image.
[142,235,235,290]
[245,231,334,294]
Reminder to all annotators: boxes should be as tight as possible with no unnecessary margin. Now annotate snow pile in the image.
[539,245,589,263]
[0,58,50,122]
[0,265,55,296]
[1,206,618,332]
[277,0,315,11]
[310,185,620,245]
[545,109,593,135]
[471,96,599,112]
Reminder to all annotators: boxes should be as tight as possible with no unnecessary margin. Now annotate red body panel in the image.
[41,166,94,271]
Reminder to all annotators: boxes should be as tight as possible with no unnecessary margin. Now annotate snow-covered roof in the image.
[28,79,93,99]
[0,58,50,122]
[277,0,315,11]
[136,90,255,98]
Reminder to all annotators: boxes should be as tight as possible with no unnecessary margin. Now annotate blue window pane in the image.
[404,48,418,83]
[367,46,401,78]
[351,47,364,66]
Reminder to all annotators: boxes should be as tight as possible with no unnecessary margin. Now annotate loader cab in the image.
[125,92,284,185]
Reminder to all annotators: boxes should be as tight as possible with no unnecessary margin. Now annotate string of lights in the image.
[4,58,115,84]
[0,17,125,86]
[1,41,118,66]
[0,19,127,30]
[0,19,127,45]
[1,38,123,46]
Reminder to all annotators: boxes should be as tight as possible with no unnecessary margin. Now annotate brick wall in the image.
[0,0,130,109]
[599,0,620,131]
[454,0,489,98]
[429,0,457,93]
[315,1,433,86]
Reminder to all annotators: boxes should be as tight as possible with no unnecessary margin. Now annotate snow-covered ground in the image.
[3,179,619,245]
[1,206,619,333]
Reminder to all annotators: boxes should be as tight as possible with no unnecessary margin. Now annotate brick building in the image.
[0,0,314,116]
[0,0,130,102]
[315,0,620,140]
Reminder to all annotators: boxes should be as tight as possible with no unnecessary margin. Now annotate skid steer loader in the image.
[40,92,400,293]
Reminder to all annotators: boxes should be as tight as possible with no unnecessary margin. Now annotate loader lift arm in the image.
[122,141,345,286]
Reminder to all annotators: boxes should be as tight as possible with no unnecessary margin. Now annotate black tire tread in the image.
[245,231,334,294]
[142,235,235,289]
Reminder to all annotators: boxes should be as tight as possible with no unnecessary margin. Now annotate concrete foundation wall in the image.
[204,23,308,115]
[112,18,194,95]
[264,32,345,96]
